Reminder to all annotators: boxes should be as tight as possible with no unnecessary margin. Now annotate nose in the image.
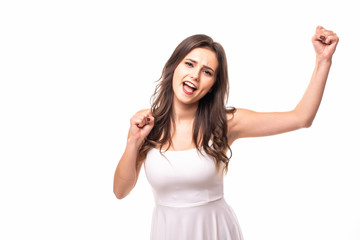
[189,68,200,81]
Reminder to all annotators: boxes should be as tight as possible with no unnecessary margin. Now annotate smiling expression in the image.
[172,47,218,106]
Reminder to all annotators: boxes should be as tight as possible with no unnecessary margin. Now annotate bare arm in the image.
[113,109,154,199]
[228,26,339,142]
[294,59,331,126]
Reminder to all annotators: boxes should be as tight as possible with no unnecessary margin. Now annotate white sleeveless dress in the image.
[144,147,244,240]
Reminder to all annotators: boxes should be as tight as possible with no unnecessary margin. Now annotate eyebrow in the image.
[185,58,215,73]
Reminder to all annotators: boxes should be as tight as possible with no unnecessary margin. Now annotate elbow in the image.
[113,184,131,200]
[113,176,136,199]
[300,118,313,128]
[304,121,313,128]
[114,190,128,200]
[115,194,126,200]
[293,110,313,129]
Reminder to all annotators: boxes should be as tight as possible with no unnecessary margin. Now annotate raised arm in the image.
[113,109,154,199]
[228,26,339,143]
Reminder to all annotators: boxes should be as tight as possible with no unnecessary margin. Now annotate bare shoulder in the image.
[226,107,250,124]
[226,108,246,143]
[227,107,265,141]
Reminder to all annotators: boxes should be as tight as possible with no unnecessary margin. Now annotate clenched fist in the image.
[312,25,339,62]
[129,109,155,147]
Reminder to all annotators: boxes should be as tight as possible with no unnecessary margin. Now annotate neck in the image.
[172,98,198,124]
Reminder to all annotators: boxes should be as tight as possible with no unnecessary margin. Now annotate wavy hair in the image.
[137,34,236,175]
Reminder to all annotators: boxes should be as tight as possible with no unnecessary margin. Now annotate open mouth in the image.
[182,81,197,95]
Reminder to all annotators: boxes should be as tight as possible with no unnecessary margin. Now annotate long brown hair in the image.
[138,34,236,174]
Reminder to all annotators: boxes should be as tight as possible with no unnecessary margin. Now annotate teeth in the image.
[184,82,196,89]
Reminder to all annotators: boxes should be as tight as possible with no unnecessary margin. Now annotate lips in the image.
[182,81,198,95]
[183,81,198,89]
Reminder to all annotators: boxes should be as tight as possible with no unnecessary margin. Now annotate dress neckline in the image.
[152,147,200,153]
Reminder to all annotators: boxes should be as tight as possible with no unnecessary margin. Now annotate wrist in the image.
[127,137,143,150]
[316,56,332,66]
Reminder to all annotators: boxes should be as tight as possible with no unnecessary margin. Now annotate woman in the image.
[113,26,339,239]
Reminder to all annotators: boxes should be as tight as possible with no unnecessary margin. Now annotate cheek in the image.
[172,67,182,85]
[204,79,216,91]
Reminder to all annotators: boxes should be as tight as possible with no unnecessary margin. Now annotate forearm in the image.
[294,58,332,127]
[113,139,140,199]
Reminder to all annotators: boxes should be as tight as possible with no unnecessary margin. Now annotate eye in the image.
[203,70,213,76]
[185,62,193,67]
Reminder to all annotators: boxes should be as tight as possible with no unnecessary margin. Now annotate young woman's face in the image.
[172,47,218,106]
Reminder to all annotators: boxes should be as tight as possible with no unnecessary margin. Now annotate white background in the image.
[1,0,359,239]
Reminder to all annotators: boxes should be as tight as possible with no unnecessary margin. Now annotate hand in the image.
[312,26,339,62]
[129,109,155,146]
